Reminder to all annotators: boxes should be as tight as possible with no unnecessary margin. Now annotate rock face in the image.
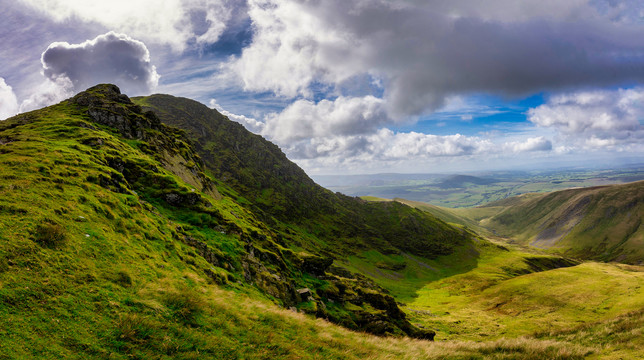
[70,84,218,205]
[70,84,161,140]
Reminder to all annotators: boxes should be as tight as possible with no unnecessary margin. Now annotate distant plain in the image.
[315,166,644,207]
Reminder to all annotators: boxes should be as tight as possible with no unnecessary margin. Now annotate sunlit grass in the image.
[0,90,640,359]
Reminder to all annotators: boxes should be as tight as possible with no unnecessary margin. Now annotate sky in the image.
[2,0,644,175]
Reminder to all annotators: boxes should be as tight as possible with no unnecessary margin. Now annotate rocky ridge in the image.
[65,84,435,339]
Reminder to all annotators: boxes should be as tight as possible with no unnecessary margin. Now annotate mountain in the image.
[449,181,644,263]
[3,84,643,358]
[0,83,485,356]
[133,94,468,261]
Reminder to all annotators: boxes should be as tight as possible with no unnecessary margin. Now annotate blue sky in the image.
[2,0,644,175]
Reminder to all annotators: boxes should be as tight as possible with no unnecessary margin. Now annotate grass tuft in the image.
[114,270,134,287]
[33,221,67,249]
[163,287,206,326]
[115,313,155,345]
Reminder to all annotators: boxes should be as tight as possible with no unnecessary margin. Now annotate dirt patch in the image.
[531,195,591,249]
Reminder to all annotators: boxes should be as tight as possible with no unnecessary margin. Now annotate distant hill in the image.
[461,181,644,264]
[435,174,498,189]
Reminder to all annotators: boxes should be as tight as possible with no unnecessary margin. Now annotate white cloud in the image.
[262,96,388,142]
[209,99,265,133]
[194,3,232,45]
[18,75,74,113]
[230,0,344,97]
[230,0,644,122]
[528,88,644,148]
[17,0,234,51]
[247,90,554,172]
[374,130,493,159]
[283,128,551,169]
[0,78,19,120]
[504,136,553,152]
[41,32,159,95]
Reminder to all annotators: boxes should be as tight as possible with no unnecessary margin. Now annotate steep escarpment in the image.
[134,94,469,262]
[0,84,471,342]
[480,181,644,263]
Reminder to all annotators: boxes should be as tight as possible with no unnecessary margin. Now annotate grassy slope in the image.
[357,197,644,358]
[409,260,644,337]
[327,229,644,358]
[400,180,644,264]
[0,90,272,358]
[341,240,644,358]
[133,94,469,262]
[6,85,644,359]
[0,87,604,359]
[478,181,644,263]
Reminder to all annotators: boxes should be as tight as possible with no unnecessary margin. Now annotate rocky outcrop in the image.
[237,231,435,338]
[71,84,218,206]
[70,84,162,140]
[301,254,334,276]
[316,268,435,339]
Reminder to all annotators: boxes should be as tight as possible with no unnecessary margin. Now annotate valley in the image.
[339,224,644,358]
[351,175,644,358]
[0,84,642,359]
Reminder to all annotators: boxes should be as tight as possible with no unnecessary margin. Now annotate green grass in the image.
[0,85,639,359]
[405,261,644,340]
[337,226,644,358]
[340,242,484,303]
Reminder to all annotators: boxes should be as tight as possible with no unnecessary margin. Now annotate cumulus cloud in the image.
[0,78,19,120]
[41,32,159,95]
[284,130,492,165]
[528,88,644,147]
[18,76,74,113]
[503,136,553,153]
[283,128,550,167]
[262,96,388,142]
[231,0,644,120]
[18,0,236,51]
[209,99,265,133]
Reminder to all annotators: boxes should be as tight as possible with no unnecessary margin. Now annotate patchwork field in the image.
[317,168,644,207]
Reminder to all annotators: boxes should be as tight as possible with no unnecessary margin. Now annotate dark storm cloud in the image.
[235,0,644,119]
[41,32,159,95]
[383,17,644,117]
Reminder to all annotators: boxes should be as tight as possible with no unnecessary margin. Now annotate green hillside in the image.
[133,94,468,261]
[398,180,644,264]
[3,84,643,359]
[0,83,453,348]
[475,182,644,263]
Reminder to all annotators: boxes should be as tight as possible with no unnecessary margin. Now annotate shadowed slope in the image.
[473,181,644,263]
[134,94,470,261]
